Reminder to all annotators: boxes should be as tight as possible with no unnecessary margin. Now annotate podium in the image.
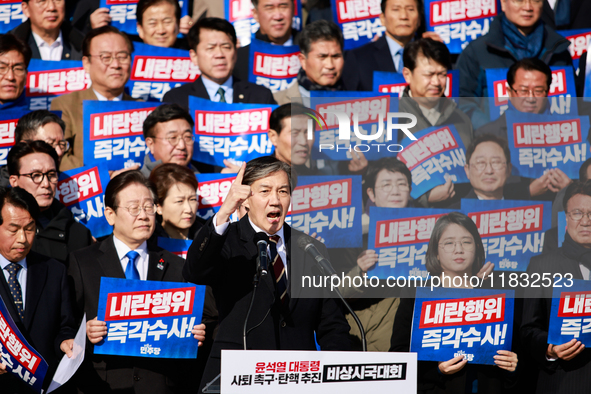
[217,350,417,393]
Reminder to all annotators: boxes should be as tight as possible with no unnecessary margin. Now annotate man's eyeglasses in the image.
[32,0,64,9]
[116,204,157,216]
[0,63,26,77]
[153,134,195,147]
[470,159,506,172]
[509,0,543,5]
[375,182,410,193]
[509,86,548,97]
[439,239,476,253]
[24,139,70,152]
[87,52,131,66]
[17,171,58,184]
[567,210,591,222]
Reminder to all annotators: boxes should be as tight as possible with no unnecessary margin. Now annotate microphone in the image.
[297,235,337,276]
[254,232,269,276]
[297,235,367,352]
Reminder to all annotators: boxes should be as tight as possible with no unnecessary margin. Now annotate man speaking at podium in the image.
[184,156,351,391]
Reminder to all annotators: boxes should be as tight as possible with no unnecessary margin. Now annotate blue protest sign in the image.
[368,207,452,279]
[56,163,112,239]
[83,101,157,171]
[157,238,193,259]
[309,92,399,162]
[225,0,302,47]
[549,280,591,346]
[505,111,590,179]
[95,278,205,358]
[291,175,362,248]
[558,29,591,70]
[127,42,200,102]
[25,59,90,111]
[461,199,551,272]
[0,110,29,165]
[196,173,236,220]
[331,0,385,50]
[248,39,300,93]
[558,211,566,248]
[397,125,469,199]
[0,1,27,34]
[411,287,515,365]
[100,0,188,36]
[424,0,499,54]
[0,295,48,393]
[373,70,460,98]
[189,96,277,167]
[485,66,578,121]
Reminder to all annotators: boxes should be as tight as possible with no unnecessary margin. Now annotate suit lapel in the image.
[374,36,396,72]
[193,77,211,100]
[233,80,248,103]
[0,272,22,325]
[98,236,126,279]
[24,254,48,329]
[27,34,42,60]
[147,249,168,281]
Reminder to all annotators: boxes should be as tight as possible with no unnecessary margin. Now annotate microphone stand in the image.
[243,255,262,350]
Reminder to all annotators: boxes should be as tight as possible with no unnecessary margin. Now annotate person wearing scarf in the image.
[522,180,591,394]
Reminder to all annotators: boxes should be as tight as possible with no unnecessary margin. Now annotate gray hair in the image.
[15,110,65,143]
[242,156,293,193]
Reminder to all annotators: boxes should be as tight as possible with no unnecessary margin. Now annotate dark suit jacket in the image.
[162,76,277,110]
[0,252,76,392]
[521,248,591,394]
[50,88,140,171]
[67,236,191,393]
[10,20,82,61]
[184,215,352,391]
[541,0,591,30]
[342,36,397,92]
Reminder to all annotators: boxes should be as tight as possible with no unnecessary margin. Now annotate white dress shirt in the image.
[202,76,234,103]
[113,236,149,280]
[213,214,288,277]
[32,30,63,61]
[93,90,123,101]
[0,254,27,307]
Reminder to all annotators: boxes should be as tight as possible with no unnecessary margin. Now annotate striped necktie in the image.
[217,87,227,103]
[269,235,288,303]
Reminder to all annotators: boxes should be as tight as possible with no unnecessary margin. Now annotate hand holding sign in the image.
[90,8,111,29]
[438,354,468,375]
[87,317,107,344]
[192,323,206,346]
[60,339,75,358]
[357,249,378,272]
[493,350,517,372]
[428,177,455,203]
[547,339,585,361]
[547,168,572,192]
[217,162,251,226]
[0,363,6,375]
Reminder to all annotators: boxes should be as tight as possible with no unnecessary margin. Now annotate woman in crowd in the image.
[390,212,518,393]
[149,162,205,240]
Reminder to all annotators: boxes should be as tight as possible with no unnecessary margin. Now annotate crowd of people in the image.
[0,0,590,393]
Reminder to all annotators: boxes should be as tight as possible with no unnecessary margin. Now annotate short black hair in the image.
[0,34,32,67]
[403,37,451,72]
[15,110,65,143]
[137,0,181,25]
[105,170,157,210]
[143,104,194,139]
[82,26,134,57]
[269,103,308,135]
[507,58,552,90]
[7,140,59,176]
[580,158,591,182]
[298,20,343,56]
[243,156,293,193]
[425,212,485,276]
[563,180,591,211]
[187,17,237,50]
[0,187,40,225]
[465,134,511,165]
[364,157,412,191]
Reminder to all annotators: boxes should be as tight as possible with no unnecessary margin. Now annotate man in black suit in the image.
[521,180,591,394]
[67,170,206,393]
[184,156,351,392]
[162,18,276,110]
[10,0,82,60]
[0,187,76,392]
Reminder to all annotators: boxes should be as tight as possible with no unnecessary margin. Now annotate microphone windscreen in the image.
[297,235,311,250]
[254,232,269,244]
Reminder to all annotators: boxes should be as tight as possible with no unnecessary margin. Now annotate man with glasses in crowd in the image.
[141,103,213,176]
[51,26,140,171]
[10,0,82,61]
[0,34,31,111]
[6,140,92,264]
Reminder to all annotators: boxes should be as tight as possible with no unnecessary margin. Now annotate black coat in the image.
[541,0,591,30]
[67,235,193,393]
[32,199,92,264]
[521,248,591,393]
[10,20,82,60]
[0,252,76,393]
[342,35,397,92]
[162,76,277,110]
[184,215,352,391]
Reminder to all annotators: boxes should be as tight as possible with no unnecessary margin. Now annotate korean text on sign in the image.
[197,174,236,220]
[0,0,27,34]
[332,0,385,50]
[549,281,591,347]
[249,39,301,93]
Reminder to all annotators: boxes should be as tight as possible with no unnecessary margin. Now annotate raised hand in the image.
[216,162,252,226]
